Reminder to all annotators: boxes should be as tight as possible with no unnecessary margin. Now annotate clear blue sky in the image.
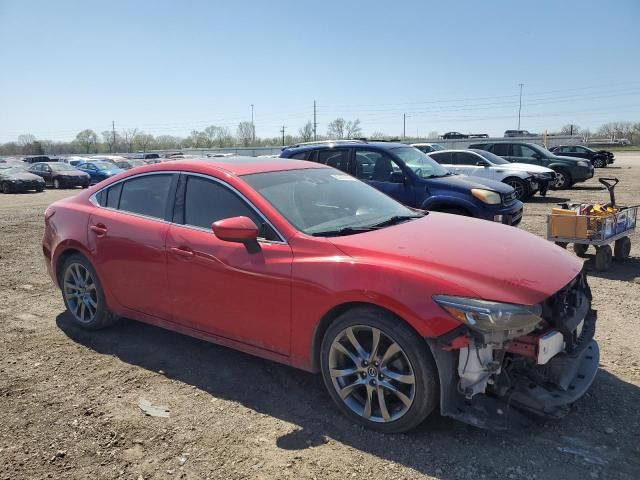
[0,0,638,142]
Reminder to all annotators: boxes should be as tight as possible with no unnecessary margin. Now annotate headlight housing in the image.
[470,188,501,205]
[577,161,589,168]
[433,295,542,334]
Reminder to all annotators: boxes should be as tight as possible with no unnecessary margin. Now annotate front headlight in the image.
[577,161,589,168]
[471,188,501,205]
[433,295,542,333]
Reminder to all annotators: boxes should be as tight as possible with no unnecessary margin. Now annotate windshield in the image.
[473,149,510,165]
[392,147,449,178]
[92,161,115,170]
[49,163,75,171]
[1,167,27,174]
[242,168,419,236]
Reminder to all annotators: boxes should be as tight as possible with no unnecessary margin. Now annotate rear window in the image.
[118,174,173,219]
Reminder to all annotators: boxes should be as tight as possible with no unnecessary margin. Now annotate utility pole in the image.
[517,83,524,130]
[403,113,406,140]
[112,120,116,153]
[250,104,255,143]
[313,100,317,141]
[280,126,286,146]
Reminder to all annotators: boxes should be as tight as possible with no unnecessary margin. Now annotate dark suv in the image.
[280,141,523,226]
[468,141,594,189]
[549,145,614,168]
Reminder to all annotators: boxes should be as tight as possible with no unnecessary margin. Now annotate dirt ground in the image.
[1,154,639,480]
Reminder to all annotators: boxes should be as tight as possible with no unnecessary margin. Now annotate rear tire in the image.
[594,245,612,271]
[320,307,439,433]
[614,237,631,260]
[573,243,589,257]
[60,254,118,330]
[53,178,61,189]
[0,182,10,194]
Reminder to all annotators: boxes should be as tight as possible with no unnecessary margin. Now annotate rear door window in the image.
[452,152,478,165]
[289,151,309,160]
[491,144,512,156]
[118,174,173,219]
[429,152,452,164]
[316,149,350,172]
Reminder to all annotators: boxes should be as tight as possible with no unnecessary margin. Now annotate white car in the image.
[410,142,446,154]
[427,149,556,200]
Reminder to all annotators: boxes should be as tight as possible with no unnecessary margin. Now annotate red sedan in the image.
[43,157,599,432]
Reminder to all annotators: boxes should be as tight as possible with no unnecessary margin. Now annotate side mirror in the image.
[212,216,259,250]
[389,171,405,183]
[476,160,490,167]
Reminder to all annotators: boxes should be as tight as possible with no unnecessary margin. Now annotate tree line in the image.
[0,118,364,156]
[1,118,638,156]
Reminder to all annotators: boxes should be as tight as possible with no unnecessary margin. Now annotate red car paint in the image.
[43,158,583,372]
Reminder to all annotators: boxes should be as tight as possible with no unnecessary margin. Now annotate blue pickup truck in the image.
[280,140,523,226]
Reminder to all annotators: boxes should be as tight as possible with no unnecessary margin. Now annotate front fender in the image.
[421,195,478,215]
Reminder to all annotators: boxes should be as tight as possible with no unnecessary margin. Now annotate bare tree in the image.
[598,123,616,141]
[75,129,98,153]
[17,134,36,147]
[327,118,346,139]
[120,128,138,153]
[560,124,580,135]
[370,131,388,139]
[427,131,439,139]
[345,119,362,138]
[102,130,120,153]
[298,121,314,142]
[135,133,155,153]
[237,121,254,147]
[155,135,181,150]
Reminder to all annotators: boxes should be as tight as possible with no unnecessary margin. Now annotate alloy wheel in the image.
[328,325,416,423]
[54,179,60,189]
[63,263,98,324]
[553,172,566,188]
[506,180,525,199]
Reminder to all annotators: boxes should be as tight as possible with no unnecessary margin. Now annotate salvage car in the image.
[0,164,45,193]
[469,141,594,189]
[113,159,145,170]
[427,149,555,200]
[549,145,614,168]
[281,141,523,226]
[75,160,124,185]
[43,156,599,432]
[29,162,90,189]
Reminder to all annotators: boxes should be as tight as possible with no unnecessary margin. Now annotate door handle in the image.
[170,246,195,258]
[89,224,107,236]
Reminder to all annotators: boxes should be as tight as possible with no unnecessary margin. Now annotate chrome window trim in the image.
[89,170,287,245]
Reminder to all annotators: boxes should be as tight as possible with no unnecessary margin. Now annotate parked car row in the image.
[43,153,600,433]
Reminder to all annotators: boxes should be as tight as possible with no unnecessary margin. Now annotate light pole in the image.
[250,104,255,143]
[517,83,524,130]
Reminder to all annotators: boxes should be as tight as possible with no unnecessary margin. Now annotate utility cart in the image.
[547,178,637,271]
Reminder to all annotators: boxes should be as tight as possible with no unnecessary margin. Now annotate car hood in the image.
[550,155,587,164]
[427,174,513,194]
[502,163,555,174]
[1,171,44,182]
[328,212,582,305]
[56,171,89,177]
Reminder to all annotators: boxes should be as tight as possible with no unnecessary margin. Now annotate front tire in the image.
[320,307,439,433]
[61,254,118,329]
[551,169,572,189]
[0,182,10,194]
[593,157,606,168]
[503,177,528,201]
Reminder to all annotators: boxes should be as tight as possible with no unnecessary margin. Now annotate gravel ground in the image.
[1,153,639,480]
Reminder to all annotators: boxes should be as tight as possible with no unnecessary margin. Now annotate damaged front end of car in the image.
[428,271,598,429]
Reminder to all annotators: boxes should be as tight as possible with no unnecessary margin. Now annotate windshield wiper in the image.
[369,214,424,228]
[311,226,377,237]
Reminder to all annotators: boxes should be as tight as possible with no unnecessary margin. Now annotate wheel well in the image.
[55,248,83,286]
[503,175,525,184]
[310,302,423,372]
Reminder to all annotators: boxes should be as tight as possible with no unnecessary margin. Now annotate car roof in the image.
[283,141,407,154]
[137,156,328,176]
